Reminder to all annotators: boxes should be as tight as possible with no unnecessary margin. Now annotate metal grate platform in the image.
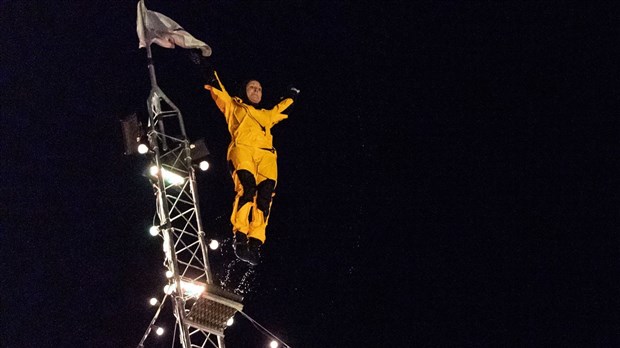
[186,285,244,336]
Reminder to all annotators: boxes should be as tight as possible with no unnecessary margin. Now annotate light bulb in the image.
[209,239,219,250]
[137,144,149,154]
[149,226,159,236]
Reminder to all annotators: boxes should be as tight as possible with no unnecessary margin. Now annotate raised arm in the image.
[205,71,233,114]
[272,85,299,117]
[272,97,294,114]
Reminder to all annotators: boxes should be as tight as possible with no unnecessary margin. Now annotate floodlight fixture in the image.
[190,138,210,162]
[120,113,146,155]
[149,165,185,186]
[180,279,206,298]
[162,279,207,298]
[189,138,211,172]
[161,168,185,185]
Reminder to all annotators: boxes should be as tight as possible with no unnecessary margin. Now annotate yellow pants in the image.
[228,144,277,243]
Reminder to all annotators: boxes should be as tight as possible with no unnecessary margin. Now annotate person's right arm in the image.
[205,71,232,115]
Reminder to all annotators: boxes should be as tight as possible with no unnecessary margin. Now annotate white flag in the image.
[137,1,212,56]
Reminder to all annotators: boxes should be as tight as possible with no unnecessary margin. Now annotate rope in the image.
[238,310,292,348]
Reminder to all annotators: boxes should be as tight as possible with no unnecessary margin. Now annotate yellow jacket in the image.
[206,71,293,150]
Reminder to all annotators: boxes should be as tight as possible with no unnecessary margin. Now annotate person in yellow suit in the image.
[203,68,299,265]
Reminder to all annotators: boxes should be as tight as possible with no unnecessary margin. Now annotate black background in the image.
[1,1,617,347]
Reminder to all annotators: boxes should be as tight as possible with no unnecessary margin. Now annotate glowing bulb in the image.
[149,226,159,236]
[165,270,173,278]
[137,144,149,154]
[149,165,159,176]
[226,317,234,326]
[269,340,279,348]
[149,298,158,306]
[199,160,210,171]
[155,327,164,336]
[209,239,219,250]
[164,284,173,294]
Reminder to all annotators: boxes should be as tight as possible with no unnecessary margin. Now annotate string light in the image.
[149,226,160,236]
[137,144,149,154]
[209,239,219,250]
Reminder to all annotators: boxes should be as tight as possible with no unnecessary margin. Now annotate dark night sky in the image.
[1,1,617,347]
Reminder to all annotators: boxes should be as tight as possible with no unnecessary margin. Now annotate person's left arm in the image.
[271,85,299,123]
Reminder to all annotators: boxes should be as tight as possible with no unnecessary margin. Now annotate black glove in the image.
[280,85,299,115]
[286,85,300,101]
[188,50,218,87]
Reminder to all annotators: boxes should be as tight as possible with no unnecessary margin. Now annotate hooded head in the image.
[238,79,262,107]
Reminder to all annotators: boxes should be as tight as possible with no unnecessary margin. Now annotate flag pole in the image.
[147,46,157,88]
[139,0,158,88]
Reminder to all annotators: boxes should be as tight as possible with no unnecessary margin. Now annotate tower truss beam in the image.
[137,43,242,348]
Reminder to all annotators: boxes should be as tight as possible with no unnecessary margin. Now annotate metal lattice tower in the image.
[136,38,242,348]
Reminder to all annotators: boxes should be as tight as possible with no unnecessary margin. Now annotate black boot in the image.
[245,237,262,266]
[233,232,250,262]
